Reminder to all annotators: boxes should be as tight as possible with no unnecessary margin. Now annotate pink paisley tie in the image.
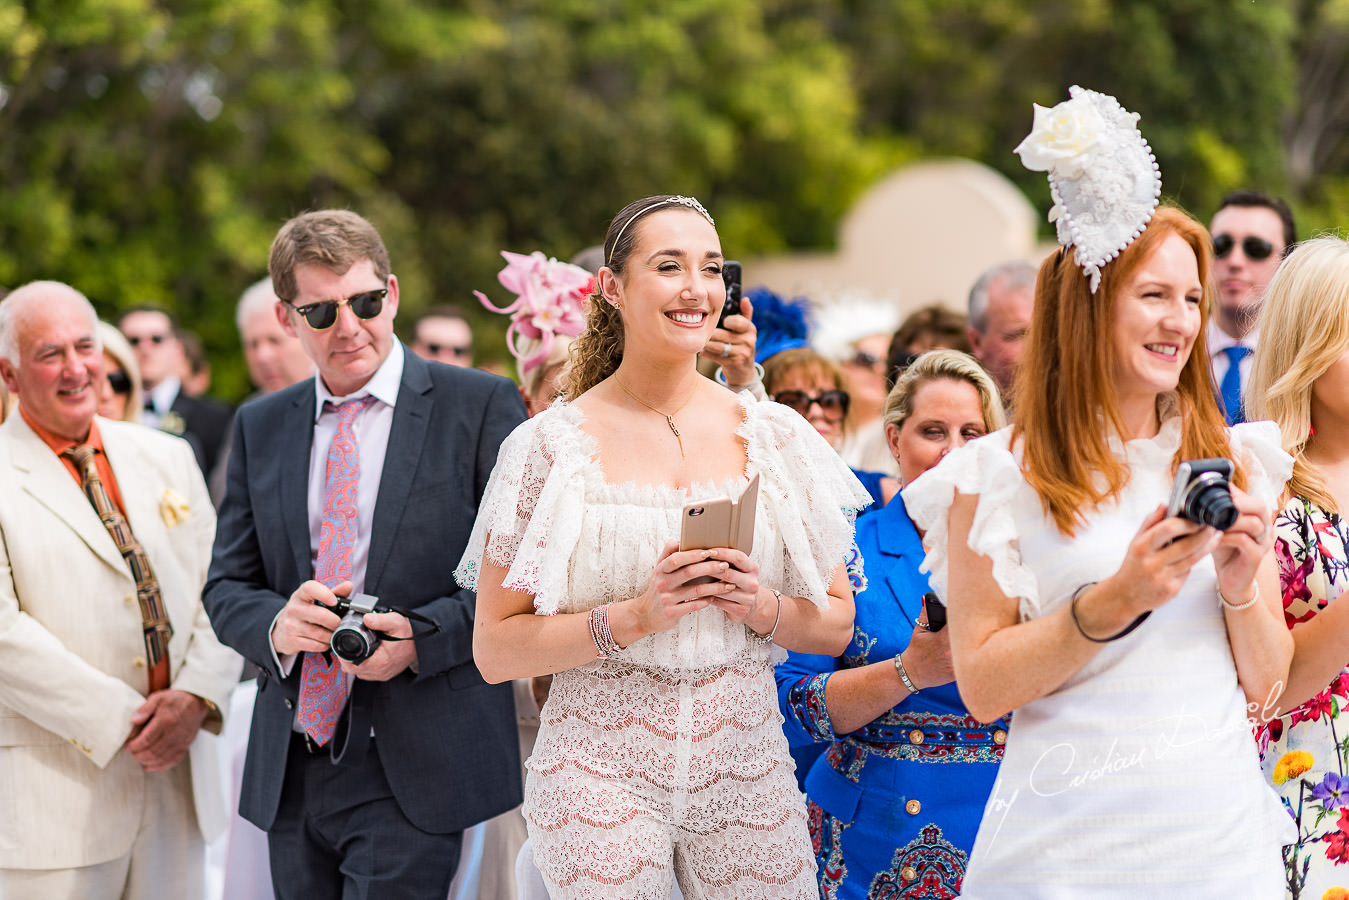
[296,395,378,746]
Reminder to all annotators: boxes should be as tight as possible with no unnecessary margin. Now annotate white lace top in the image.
[902,415,1297,895]
[456,392,873,673]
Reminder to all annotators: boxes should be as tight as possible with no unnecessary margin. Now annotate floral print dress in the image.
[1257,495,1349,899]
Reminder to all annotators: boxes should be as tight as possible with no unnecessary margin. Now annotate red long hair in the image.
[1012,206,1241,535]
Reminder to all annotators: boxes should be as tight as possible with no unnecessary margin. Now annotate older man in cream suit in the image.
[0,281,241,899]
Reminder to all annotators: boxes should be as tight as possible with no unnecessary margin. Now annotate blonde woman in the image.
[1246,237,1349,898]
[778,349,1009,897]
[96,321,144,422]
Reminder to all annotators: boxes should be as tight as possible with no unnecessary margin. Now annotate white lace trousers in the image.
[523,657,816,899]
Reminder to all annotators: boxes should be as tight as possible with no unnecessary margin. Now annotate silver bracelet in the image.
[1219,581,1261,611]
[750,589,783,644]
[588,604,622,657]
[893,653,919,695]
[714,361,765,392]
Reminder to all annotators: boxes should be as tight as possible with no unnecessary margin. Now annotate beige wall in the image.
[744,158,1054,319]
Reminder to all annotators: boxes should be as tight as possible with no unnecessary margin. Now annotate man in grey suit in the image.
[203,210,527,898]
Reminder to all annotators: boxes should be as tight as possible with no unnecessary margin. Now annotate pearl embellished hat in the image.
[1014,85,1162,293]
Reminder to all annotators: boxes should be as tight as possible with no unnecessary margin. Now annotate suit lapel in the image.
[875,496,928,629]
[100,424,167,559]
[282,385,317,580]
[6,416,127,574]
[366,353,433,594]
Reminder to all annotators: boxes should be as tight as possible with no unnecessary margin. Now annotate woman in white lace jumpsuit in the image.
[459,195,871,899]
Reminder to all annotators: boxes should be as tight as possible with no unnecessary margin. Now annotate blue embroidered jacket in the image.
[776,493,1009,898]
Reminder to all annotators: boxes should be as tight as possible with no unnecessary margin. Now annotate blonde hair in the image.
[1014,206,1240,535]
[98,321,145,421]
[520,334,575,401]
[882,349,1006,434]
[1246,236,1349,513]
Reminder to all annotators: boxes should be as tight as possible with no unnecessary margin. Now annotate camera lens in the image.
[1183,477,1238,531]
[330,616,379,663]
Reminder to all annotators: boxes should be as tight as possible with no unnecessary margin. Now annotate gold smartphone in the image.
[679,474,760,584]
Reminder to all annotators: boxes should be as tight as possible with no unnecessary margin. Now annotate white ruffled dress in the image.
[457,394,872,899]
[902,416,1296,898]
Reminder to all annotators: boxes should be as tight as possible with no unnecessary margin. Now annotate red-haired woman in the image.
[905,87,1294,895]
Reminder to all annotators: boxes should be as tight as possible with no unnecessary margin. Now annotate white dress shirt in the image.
[271,342,405,676]
[142,375,182,429]
[1207,319,1259,386]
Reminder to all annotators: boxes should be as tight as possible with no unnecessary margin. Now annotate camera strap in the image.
[381,606,442,641]
[313,599,443,641]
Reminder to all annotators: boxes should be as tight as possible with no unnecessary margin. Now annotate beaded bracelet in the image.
[750,589,783,644]
[1219,581,1261,611]
[1069,582,1151,643]
[588,604,622,658]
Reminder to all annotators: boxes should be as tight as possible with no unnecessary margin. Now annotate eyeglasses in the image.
[772,389,850,418]
[425,343,471,358]
[106,370,132,395]
[286,288,388,331]
[1212,233,1276,262]
[126,334,167,348]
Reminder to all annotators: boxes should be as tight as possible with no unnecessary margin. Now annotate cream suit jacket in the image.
[0,413,242,870]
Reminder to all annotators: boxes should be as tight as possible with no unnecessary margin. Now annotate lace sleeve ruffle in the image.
[751,400,875,609]
[902,429,1042,619]
[1230,420,1294,514]
[454,408,587,615]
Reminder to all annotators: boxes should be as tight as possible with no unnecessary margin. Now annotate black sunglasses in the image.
[287,288,388,331]
[773,389,850,418]
[1212,233,1276,262]
[106,370,132,395]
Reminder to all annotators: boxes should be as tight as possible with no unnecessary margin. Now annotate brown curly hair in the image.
[568,195,703,396]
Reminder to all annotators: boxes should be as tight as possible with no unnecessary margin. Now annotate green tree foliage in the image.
[0,1,1342,397]
[825,0,1295,223]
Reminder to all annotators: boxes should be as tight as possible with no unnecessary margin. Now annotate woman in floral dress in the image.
[1247,237,1349,899]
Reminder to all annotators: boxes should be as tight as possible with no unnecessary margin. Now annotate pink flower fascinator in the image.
[474,250,594,375]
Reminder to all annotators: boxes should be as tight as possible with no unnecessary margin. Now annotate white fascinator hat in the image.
[1014,85,1162,293]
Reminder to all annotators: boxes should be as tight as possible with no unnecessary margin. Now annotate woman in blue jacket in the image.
[777,349,1009,898]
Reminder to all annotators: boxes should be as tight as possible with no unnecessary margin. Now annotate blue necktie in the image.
[1220,345,1250,426]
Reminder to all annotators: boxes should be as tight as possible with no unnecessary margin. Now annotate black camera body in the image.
[1167,458,1237,531]
[330,592,385,664]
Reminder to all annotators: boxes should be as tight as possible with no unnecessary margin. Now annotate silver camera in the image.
[1166,458,1237,531]
[330,592,383,664]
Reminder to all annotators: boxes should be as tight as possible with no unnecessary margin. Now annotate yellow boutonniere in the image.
[160,488,191,528]
[159,411,186,436]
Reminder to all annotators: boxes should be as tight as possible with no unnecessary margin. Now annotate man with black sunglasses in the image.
[117,306,233,477]
[1207,190,1297,424]
[409,305,475,368]
[203,210,527,899]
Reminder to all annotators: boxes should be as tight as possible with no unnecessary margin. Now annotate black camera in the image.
[330,592,385,664]
[1167,458,1237,531]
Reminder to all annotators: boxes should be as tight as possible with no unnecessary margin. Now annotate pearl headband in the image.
[606,196,715,266]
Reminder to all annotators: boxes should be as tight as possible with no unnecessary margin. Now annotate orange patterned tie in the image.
[62,445,172,693]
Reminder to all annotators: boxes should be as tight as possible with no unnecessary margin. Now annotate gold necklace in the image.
[614,377,696,458]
